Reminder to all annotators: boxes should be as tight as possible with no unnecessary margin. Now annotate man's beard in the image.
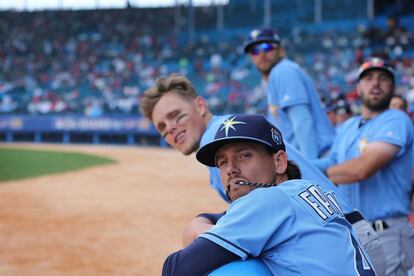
[360,92,393,112]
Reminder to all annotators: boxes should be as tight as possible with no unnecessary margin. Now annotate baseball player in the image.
[140,74,386,274]
[313,57,414,275]
[243,27,335,159]
[162,114,376,275]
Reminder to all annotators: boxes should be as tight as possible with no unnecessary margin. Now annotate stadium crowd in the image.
[0,7,414,121]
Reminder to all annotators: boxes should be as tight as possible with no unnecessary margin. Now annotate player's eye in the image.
[364,75,372,81]
[157,124,165,133]
[157,124,168,138]
[167,110,180,121]
[238,152,251,160]
[216,158,228,168]
[379,75,391,82]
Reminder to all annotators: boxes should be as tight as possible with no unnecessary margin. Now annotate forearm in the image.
[327,159,366,184]
[163,237,239,276]
[327,142,399,184]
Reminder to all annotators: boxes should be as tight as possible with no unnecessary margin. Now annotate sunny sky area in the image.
[0,0,228,10]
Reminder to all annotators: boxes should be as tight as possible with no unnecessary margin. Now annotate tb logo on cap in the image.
[220,116,246,137]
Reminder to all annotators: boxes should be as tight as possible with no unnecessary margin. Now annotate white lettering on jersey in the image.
[299,190,328,220]
[326,193,344,216]
[299,185,343,220]
[309,186,334,215]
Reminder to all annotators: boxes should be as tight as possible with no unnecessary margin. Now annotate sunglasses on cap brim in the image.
[249,43,278,56]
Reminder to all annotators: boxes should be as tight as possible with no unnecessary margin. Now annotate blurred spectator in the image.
[334,100,353,128]
[325,103,337,126]
[0,95,17,113]
[389,94,408,111]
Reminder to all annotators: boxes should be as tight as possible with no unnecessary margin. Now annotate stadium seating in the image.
[0,5,414,118]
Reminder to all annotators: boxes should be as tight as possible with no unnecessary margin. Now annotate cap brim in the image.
[358,67,394,82]
[196,136,276,167]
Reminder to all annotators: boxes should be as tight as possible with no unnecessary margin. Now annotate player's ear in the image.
[277,47,285,58]
[195,96,208,116]
[273,150,288,174]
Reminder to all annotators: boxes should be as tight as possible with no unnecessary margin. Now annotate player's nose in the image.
[226,158,240,176]
[257,50,267,58]
[371,76,381,87]
[165,121,177,134]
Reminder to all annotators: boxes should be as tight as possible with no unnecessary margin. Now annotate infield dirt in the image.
[0,143,226,275]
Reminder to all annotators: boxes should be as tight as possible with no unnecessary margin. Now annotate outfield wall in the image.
[0,115,164,146]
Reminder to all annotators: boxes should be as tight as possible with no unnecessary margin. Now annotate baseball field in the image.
[0,143,226,275]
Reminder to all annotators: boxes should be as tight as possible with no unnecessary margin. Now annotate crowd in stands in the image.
[1,7,414,120]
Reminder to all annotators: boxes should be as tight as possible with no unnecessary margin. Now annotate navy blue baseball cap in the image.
[196,114,286,167]
[358,57,395,83]
[243,27,281,53]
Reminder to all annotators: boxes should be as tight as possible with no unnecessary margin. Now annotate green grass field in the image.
[0,148,116,182]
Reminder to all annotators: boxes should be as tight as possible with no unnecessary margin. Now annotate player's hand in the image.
[181,217,214,247]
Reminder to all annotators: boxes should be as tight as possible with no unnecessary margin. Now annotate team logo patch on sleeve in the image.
[385,130,394,137]
[358,138,368,154]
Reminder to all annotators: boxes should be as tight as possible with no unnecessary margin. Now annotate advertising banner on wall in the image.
[0,115,157,134]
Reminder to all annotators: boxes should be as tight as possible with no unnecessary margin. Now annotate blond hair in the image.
[140,74,197,120]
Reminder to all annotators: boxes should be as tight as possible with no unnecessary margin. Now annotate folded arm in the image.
[327,141,399,184]
[163,237,239,276]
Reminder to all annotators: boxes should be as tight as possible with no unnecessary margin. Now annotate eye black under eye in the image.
[177,113,187,121]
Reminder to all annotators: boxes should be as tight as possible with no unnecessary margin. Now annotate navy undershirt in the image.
[162,237,239,276]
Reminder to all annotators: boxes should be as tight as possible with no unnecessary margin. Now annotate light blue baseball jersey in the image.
[200,179,375,275]
[317,109,413,221]
[201,115,230,201]
[201,115,354,213]
[266,58,335,158]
